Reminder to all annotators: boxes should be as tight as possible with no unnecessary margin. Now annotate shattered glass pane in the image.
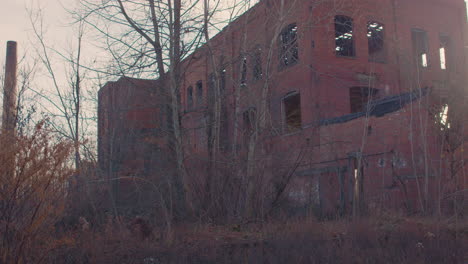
[335,16,355,57]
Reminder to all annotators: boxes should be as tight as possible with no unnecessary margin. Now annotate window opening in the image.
[412,29,429,68]
[349,87,379,113]
[335,16,355,57]
[253,47,263,80]
[279,24,299,67]
[187,86,193,109]
[434,103,450,130]
[241,56,247,86]
[196,81,203,105]
[367,21,385,62]
[283,92,302,133]
[220,68,226,94]
[439,35,450,70]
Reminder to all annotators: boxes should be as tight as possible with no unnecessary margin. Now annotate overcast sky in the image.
[2,0,468,64]
[0,0,467,86]
[0,0,78,64]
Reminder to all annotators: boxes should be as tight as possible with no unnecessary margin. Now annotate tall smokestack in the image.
[2,41,18,133]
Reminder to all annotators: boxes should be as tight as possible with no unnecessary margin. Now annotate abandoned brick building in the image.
[98,0,468,215]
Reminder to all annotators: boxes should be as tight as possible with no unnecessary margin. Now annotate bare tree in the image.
[28,7,90,170]
[75,0,256,218]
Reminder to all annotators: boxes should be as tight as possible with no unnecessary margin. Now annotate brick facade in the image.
[98,0,468,215]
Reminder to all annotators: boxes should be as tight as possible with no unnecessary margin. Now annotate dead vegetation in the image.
[49,213,468,264]
[0,122,466,264]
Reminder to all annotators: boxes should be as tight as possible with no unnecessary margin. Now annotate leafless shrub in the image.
[0,121,75,264]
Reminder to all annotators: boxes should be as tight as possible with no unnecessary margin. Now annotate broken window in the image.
[335,16,355,57]
[349,87,379,113]
[253,47,263,80]
[240,56,247,87]
[439,35,450,70]
[434,103,451,130]
[279,23,299,67]
[220,68,226,94]
[412,29,429,68]
[187,86,193,109]
[367,21,385,62]
[283,92,302,133]
[196,81,203,105]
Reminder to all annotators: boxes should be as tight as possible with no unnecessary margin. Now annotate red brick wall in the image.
[98,0,467,214]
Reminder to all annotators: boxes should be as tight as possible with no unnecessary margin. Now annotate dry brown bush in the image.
[0,122,75,264]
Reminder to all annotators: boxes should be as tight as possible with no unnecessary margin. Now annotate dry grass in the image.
[56,214,467,264]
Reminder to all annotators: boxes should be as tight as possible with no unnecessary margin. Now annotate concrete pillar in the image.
[2,41,18,133]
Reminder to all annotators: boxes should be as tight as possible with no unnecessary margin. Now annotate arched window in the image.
[279,24,299,67]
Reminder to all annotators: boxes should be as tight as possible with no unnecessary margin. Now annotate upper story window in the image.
[367,21,385,62]
[187,86,194,109]
[241,56,247,86]
[282,92,302,133]
[196,81,203,104]
[220,68,226,94]
[436,103,450,130]
[411,29,429,68]
[253,47,263,80]
[335,16,355,57]
[349,86,379,113]
[279,23,299,68]
[439,35,450,70]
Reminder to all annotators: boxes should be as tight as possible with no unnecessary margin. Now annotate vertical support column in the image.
[2,41,18,133]
[338,167,346,216]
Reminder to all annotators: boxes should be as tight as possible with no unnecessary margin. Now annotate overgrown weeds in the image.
[56,214,467,264]
[1,124,466,263]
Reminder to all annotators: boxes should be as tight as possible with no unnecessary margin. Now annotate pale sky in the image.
[0,0,77,65]
[1,0,467,66]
